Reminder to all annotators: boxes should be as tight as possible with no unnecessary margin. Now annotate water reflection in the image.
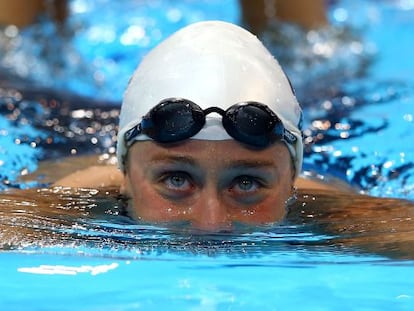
[2,186,414,260]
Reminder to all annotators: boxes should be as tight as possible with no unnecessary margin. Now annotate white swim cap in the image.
[117,21,303,177]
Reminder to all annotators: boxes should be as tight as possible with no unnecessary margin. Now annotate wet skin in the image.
[121,140,295,231]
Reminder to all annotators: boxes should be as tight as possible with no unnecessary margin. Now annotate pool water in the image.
[1,0,414,310]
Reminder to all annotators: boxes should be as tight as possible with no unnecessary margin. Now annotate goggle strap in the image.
[283,128,297,145]
[124,123,142,146]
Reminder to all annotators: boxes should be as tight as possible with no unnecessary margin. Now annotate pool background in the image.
[1,0,414,310]
[1,0,413,199]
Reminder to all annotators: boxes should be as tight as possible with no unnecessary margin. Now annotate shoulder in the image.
[32,155,124,188]
[54,165,123,188]
[295,174,357,193]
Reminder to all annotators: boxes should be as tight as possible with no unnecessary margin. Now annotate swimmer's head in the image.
[117,21,303,177]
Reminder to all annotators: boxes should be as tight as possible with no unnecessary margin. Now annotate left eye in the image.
[169,175,186,187]
[231,176,261,193]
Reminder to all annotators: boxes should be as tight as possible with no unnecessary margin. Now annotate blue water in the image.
[1,0,414,310]
[3,252,414,310]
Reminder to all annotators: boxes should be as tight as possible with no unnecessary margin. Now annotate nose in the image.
[190,190,232,232]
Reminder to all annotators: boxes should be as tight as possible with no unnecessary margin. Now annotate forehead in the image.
[127,139,292,168]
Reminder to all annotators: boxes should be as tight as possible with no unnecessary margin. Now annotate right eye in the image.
[159,171,195,195]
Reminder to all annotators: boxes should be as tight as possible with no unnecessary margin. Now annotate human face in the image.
[121,140,294,232]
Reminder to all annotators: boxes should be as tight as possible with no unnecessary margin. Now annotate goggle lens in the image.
[145,101,204,142]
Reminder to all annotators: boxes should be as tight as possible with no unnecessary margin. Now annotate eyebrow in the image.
[150,154,199,166]
[150,154,276,170]
[224,159,277,170]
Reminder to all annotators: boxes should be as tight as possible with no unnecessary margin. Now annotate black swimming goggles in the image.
[124,98,298,149]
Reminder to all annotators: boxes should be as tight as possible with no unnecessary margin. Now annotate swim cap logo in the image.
[124,124,141,144]
[283,129,297,144]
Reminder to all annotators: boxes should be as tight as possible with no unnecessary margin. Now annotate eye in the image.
[230,175,262,194]
[161,172,194,192]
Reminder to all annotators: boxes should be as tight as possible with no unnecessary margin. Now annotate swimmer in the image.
[240,0,327,33]
[0,1,325,30]
[53,21,354,231]
[0,0,67,27]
